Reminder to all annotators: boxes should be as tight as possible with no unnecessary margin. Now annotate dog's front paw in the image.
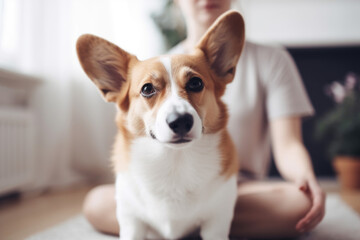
[118,219,147,240]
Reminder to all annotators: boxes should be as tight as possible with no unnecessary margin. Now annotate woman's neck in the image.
[183,20,211,53]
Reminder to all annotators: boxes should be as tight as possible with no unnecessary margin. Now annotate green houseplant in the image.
[151,0,186,50]
[316,72,360,190]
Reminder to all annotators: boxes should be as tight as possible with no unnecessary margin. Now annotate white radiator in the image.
[0,108,35,195]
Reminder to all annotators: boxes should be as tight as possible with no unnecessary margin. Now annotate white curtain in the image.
[0,0,165,190]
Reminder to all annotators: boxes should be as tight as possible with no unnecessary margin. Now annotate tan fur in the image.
[111,124,132,172]
[219,130,240,177]
[197,11,245,84]
[76,34,137,104]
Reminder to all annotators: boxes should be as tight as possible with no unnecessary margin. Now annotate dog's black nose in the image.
[166,113,193,136]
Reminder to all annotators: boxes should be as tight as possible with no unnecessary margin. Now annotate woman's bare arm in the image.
[270,116,326,232]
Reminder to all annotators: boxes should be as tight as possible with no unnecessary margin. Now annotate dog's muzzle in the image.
[166,113,194,137]
[152,96,202,145]
[163,113,193,144]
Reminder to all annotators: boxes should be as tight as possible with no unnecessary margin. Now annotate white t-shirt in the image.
[169,41,314,179]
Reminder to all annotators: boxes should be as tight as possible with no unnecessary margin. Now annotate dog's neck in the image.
[120,132,224,200]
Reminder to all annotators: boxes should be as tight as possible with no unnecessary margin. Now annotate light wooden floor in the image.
[0,184,94,240]
[0,180,359,240]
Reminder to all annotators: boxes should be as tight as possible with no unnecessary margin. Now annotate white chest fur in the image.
[115,134,238,240]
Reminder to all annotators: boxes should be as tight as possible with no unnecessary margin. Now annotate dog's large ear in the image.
[76,34,136,104]
[196,11,245,84]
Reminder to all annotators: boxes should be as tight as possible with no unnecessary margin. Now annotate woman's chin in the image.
[198,11,224,27]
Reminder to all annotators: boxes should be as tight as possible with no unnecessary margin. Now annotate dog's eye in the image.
[141,83,156,98]
[186,77,204,92]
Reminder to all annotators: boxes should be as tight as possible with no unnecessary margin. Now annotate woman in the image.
[83,0,326,238]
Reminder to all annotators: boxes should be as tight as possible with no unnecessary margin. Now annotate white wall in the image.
[238,0,360,47]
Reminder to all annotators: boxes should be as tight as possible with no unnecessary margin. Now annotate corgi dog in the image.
[77,10,245,240]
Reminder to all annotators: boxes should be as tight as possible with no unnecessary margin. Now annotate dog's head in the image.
[76,11,245,147]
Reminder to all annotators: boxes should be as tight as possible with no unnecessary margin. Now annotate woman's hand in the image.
[295,178,326,233]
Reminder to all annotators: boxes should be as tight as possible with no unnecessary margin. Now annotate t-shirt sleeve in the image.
[260,46,315,120]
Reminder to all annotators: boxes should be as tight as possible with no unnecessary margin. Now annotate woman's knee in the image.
[272,183,312,236]
[232,182,312,238]
[83,185,112,218]
[279,183,312,221]
[83,184,118,234]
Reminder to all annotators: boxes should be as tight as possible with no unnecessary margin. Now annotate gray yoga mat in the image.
[27,194,360,240]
